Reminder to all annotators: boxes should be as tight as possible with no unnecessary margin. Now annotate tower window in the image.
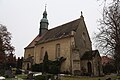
[56,44,60,58]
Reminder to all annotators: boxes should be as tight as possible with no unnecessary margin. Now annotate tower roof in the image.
[43,6,47,18]
[40,5,48,23]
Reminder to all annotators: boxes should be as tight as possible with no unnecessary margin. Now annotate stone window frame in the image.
[55,43,60,58]
[40,47,44,60]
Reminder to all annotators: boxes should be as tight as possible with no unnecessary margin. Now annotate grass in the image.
[61,76,104,80]
[5,74,120,80]
[17,74,27,79]
[61,75,120,80]
[6,74,27,80]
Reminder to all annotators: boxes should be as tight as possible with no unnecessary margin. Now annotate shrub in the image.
[31,63,43,72]
[16,69,22,74]
[48,64,59,74]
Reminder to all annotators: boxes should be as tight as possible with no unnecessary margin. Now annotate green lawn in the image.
[5,74,120,80]
[61,75,120,80]
[6,74,27,80]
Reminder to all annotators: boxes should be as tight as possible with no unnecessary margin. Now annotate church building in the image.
[23,8,102,76]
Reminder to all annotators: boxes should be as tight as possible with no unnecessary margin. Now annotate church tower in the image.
[39,6,49,36]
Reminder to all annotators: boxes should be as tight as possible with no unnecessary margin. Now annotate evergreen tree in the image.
[43,51,49,74]
[0,24,14,54]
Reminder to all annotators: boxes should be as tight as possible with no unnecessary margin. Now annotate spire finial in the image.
[81,11,83,16]
[80,11,84,19]
[43,4,47,18]
[45,4,47,11]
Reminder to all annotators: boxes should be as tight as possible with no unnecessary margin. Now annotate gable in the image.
[81,50,100,60]
[74,16,92,56]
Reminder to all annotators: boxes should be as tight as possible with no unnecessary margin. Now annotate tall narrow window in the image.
[56,44,60,58]
[82,32,86,47]
[40,47,44,60]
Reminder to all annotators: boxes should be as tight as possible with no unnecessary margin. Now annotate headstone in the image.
[106,78,111,80]
[54,75,57,79]
[5,70,14,78]
[27,73,33,80]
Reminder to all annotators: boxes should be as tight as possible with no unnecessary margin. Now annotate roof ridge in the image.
[48,18,80,31]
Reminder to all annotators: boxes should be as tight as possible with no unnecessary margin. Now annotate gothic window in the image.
[56,44,60,58]
[40,47,44,60]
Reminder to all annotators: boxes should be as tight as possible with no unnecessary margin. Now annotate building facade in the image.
[23,8,102,76]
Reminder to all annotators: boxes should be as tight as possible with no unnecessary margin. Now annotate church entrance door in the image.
[87,62,92,75]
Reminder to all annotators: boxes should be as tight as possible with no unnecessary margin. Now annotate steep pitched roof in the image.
[37,18,80,44]
[25,35,43,49]
[81,50,99,60]
[25,18,81,48]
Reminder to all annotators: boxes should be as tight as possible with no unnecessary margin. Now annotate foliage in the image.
[43,51,49,73]
[16,69,22,74]
[16,57,23,69]
[94,0,120,73]
[31,63,43,72]
[31,51,66,75]
[48,57,66,74]
[0,24,14,54]
[48,61,60,74]
[102,63,116,74]
[0,24,15,74]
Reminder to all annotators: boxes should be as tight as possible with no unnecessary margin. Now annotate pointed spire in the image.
[43,4,47,18]
[45,4,47,11]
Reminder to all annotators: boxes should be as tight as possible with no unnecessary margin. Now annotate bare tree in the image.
[94,0,120,73]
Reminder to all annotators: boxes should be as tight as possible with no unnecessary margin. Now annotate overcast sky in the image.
[0,0,103,57]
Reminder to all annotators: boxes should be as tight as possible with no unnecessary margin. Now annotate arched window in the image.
[40,47,44,60]
[56,44,60,58]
